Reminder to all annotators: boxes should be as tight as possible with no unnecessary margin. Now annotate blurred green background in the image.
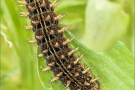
[1,0,134,90]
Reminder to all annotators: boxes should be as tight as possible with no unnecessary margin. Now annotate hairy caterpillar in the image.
[17,0,100,90]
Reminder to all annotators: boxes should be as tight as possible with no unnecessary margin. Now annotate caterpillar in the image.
[17,0,100,90]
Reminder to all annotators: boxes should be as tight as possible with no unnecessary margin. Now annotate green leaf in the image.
[82,0,130,51]
[38,31,134,90]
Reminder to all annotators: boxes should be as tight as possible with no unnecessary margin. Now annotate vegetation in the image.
[1,0,134,90]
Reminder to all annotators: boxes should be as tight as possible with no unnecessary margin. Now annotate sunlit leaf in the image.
[38,31,134,90]
[82,0,129,51]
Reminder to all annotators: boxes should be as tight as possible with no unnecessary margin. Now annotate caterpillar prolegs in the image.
[17,0,100,90]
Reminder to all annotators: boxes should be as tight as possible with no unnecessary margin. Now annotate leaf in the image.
[38,31,134,90]
[82,0,130,51]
